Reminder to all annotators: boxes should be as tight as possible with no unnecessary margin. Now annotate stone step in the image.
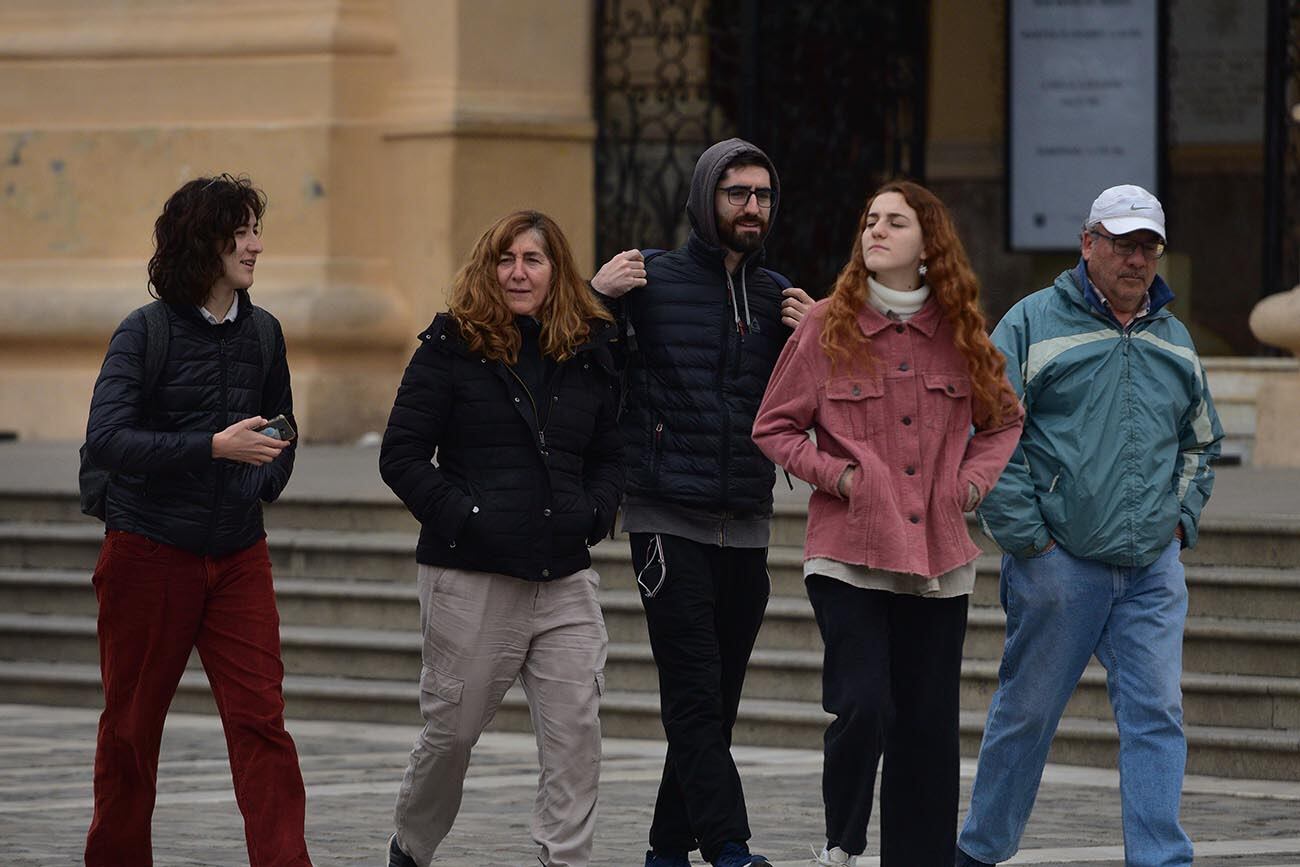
[966,609,1300,678]
[605,642,1300,732]
[6,563,1300,679]
[7,521,1300,622]
[7,484,1300,570]
[0,492,813,549]
[959,659,1300,732]
[964,562,1300,621]
[2,659,1295,781]
[599,589,1300,678]
[1184,516,1300,569]
[4,609,1298,735]
[0,567,423,628]
[0,490,420,532]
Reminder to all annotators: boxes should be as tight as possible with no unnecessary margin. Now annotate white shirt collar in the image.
[199,293,239,325]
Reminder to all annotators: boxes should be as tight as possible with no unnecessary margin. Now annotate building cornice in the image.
[0,1,397,60]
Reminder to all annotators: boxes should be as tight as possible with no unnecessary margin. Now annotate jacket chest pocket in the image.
[922,373,972,432]
[824,377,885,440]
[552,365,603,440]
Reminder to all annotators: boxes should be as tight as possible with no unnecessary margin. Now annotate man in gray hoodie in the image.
[592,138,812,867]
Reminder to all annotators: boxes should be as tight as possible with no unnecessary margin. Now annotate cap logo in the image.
[1129,204,1151,211]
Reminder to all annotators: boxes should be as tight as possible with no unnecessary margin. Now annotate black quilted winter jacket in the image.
[614,138,791,518]
[84,292,295,557]
[379,314,624,581]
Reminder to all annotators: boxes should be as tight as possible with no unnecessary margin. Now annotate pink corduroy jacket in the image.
[752,298,1024,578]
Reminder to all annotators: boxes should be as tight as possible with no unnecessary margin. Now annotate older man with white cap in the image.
[954,185,1223,867]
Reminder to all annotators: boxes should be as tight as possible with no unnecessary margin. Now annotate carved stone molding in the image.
[0,258,411,348]
[0,0,398,60]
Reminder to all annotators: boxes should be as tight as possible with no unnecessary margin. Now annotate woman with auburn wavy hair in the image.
[379,210,622,867]
[752,181,1023,867]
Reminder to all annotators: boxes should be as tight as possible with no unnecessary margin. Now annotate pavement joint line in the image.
[1027,760,1300,802]
[0,759,830,815]
[759,837,1300,866]
[0,743,94,756]
[1001,837,1300,863]
[2,705,1299,800]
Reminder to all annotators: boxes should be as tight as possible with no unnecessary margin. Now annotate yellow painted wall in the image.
[926,0,1005,181]
[0,0,596,441]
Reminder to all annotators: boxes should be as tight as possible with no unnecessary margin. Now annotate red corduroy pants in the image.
[85,530,311,867]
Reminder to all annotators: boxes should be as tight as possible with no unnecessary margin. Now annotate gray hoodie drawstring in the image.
[740,267,753,329]
[725,269,753,333]
[726,271,739,328]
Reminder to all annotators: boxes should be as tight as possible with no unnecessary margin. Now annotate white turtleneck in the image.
[867,276,930,320]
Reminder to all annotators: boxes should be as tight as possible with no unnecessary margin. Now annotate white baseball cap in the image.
[1086,184,1166,242]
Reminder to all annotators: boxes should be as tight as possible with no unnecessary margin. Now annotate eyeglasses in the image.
[1089,229,1166,260]
[720,186,776,208]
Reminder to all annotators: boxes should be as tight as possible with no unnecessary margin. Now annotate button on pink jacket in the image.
[752,298,1024,578]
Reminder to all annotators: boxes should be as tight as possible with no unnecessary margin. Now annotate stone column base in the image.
[1252,378,1300,468]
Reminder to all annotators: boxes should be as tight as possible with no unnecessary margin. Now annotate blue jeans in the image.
[958,540,1192,867]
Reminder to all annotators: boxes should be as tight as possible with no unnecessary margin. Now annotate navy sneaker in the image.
[954,847,995,867]
[387,833,417,867]
[645,849,691,867]
[711,841,770,866]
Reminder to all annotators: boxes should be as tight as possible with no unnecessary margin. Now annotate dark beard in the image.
[718,218,768,256]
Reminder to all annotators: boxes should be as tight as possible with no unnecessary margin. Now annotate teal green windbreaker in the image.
[977,263,1223,567]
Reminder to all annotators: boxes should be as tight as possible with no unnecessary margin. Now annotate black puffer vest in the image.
[620,232,789,517]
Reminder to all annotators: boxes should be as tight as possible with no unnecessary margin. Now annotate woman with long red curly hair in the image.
[379,210,622,867]
[752,181,1023,867]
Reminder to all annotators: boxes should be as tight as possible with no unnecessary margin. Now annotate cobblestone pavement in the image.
[1,705,1298,866]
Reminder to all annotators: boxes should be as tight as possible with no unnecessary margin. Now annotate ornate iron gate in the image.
[594,0,929,296]
[1265,0,1300,297]
[1283,0,1300,294]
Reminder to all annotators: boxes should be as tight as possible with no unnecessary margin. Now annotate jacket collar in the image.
[572,317,618,353]
[173,288,253,329]
[1065,258,1174,325]
[422,312,617,358]
[855,293,942,338]
[686,230,765,276]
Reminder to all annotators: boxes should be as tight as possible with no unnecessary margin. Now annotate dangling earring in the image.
[917,262,928,278]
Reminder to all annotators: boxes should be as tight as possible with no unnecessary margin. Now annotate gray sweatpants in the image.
[393,564,608,867]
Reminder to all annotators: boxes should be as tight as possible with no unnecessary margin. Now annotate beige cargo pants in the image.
[392,564,608,867]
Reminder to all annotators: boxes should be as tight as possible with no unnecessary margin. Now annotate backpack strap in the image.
[623,248,670,341]
[608,249,671,420]
[139,299,171,400]
[80,300,170,521]
[760,266,792,291]
[248,306,279,389]
[140,301,277,395]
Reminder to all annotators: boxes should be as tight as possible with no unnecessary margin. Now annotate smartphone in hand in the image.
[258,414,297,442]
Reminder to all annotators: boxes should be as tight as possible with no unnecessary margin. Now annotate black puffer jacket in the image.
[85,293,295,557]
[616,138,790,517]
[379,314,623,581]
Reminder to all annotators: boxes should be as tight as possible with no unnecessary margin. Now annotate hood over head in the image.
[686,137,780,252]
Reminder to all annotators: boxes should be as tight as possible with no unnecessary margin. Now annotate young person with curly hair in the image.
[379,210,623,867]
[751,181,1024,867]
[83,174,309,866]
